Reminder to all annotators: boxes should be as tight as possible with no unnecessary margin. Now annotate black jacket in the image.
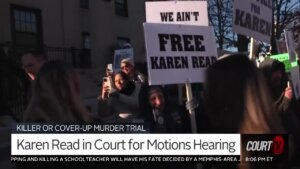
[144,100,191,133]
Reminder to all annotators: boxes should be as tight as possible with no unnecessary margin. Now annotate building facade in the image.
[0,0,148,117]
[0,0,147,72]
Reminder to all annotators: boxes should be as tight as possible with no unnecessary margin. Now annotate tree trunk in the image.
[237,34,249,52]
[271,5,278,54]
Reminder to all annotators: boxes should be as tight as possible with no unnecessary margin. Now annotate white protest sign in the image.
[113,48,134,71]
[146,1,211,134]
[284,30,296,62]
[233,0,273,43]
[276,40,288,54]
[143,23,217,85]
[290,66,300,99]
[146,1,208,26]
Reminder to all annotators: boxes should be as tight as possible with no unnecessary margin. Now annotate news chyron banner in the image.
[11,124,288,163]
[11,123,239,163]
[143,23,217,85]
[233,0,273,43]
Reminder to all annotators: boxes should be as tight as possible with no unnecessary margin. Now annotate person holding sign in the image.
[120,58,147,84]
[259,58,300,161]
[259,58,294,115]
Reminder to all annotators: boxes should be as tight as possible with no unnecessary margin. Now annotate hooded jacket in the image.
[259,58,290,114]
[144,87,191,133]
[259,58,300,160]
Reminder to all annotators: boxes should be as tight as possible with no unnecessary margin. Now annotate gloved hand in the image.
[185,98,199,111]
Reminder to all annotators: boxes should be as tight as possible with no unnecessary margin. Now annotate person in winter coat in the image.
[23,60,92,123]
[259,58,293,114]
[100,71,146,122]
[204,54,285,169]
[120,58,147,84]
[259,58,300,164]
[144,86,191,133]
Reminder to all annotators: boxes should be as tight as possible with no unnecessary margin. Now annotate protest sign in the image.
[269,53,298,72]
[284,30,297,62]
[143,23,217,85]
[276,40,288,54]
[290,66,300,99]
[113,48,134,71]
[145,1,213,134]
[233,0,273,43]
[146,1,208,26]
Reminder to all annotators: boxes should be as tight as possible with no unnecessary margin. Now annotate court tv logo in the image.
[242,134,288,163]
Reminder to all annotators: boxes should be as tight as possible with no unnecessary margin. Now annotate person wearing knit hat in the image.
[121,58,134,67]
[144,86,191,133]
[120,57,147,83]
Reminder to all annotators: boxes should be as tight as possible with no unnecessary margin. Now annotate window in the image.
[117,37,130,48]
[115,0,128,17]
[80,0,89,9]
[11,5,43,54]
[82,32,91,49]
[13,9,37,33]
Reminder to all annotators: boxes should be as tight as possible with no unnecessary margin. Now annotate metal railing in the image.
[46,47,91,68]
[0,46,92,122]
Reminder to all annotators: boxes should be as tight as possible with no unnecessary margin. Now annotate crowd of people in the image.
[1,48,300,169]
